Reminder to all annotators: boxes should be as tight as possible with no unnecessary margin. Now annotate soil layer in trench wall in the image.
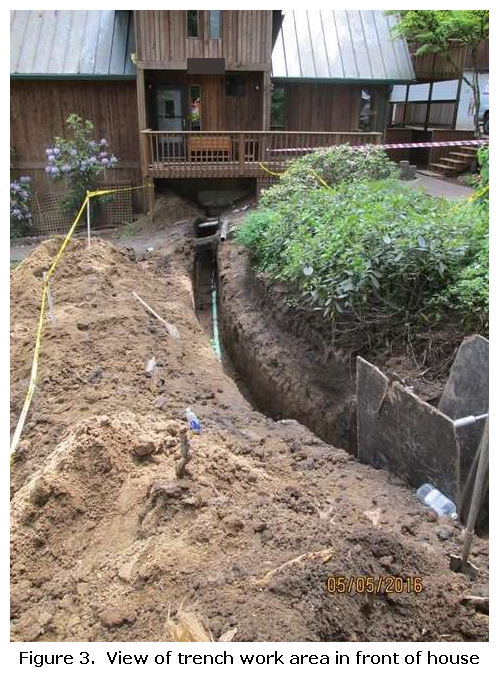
[217,243,358,453]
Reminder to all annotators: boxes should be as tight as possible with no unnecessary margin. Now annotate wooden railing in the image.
[141,130,382,178]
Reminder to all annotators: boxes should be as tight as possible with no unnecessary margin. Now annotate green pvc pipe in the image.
[211,274,222,362]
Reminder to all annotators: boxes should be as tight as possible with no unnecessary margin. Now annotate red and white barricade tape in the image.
[267,139,488,155]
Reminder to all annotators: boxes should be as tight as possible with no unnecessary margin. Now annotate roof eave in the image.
[271,76,416,85]
[10,73,136,81]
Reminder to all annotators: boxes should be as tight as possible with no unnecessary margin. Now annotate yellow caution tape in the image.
[258,162,284,178]
[87,183,154,198]
[258,162,332,191]
[10,181,154,458]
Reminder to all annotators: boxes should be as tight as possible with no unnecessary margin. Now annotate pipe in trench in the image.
[210,263,222,362]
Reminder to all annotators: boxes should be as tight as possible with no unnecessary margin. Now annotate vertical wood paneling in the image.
[135,11,272,68]
[280,83,364,131]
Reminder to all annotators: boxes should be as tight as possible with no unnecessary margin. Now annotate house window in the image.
[226,74,245,97]
[209,11,221,39]
[189,85,202,130]
[187,10,199,38]
[271,86,286,128]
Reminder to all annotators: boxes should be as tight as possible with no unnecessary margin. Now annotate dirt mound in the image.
[10,230,488,642]
[132,190,204,233]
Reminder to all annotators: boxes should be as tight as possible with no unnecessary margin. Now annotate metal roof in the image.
[10,10,136,77]
[272,10,415,83]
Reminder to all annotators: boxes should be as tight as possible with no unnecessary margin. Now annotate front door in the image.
[154,86,185,159]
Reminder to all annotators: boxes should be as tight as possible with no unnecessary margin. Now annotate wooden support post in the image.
[136,67,149,214]
[424,81,434,132]
[452,76,463,130]
[239,134,245,171]
[402,84,410,127]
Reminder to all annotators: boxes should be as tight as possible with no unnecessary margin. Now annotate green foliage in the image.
[389,11,489,136]
[238,168,488,336]
[260,144,397,208]
[45,114,118,216]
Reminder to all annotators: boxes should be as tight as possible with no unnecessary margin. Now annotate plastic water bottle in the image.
[416,483,457,519]
[186,407,202,434]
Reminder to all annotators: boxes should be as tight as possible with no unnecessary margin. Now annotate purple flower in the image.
[101,158,109,165]
[88,140,97,148]
[10,182,19,191]
[99,138,107,146]
[45,166,52,174]
[89,156,97,164]
[53,148,61,156]
[19,176,31,184]
[61,164,71,173]
[47,154,55,163]
[70,148,78,156]
[99,151,107,158]
[45,148,53,155]
[110,155,117,164]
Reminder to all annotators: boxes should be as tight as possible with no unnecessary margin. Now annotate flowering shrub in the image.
[45,113,118,215]
[10,176,33,238]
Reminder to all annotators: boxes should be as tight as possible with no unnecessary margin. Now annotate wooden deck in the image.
[141,130,382,179]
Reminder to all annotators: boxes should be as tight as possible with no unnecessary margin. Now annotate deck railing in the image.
[141,130,382,178]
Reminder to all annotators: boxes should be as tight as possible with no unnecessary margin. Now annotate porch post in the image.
[136,67,151,216]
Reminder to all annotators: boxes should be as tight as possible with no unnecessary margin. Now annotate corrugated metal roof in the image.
[10,10,136,77]
[272,10,415,83]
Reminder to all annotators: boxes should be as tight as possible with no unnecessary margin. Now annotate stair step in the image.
[456,147,477,155]
[449,151,477,159]
[439,157,468,165]
[430,162,459,173]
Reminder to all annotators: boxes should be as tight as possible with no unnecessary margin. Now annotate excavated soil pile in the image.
[10,228,488,642]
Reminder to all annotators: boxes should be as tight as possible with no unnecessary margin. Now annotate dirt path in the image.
[10,223,488,642]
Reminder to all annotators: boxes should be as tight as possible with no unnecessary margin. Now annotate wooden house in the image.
[11,10,416,217]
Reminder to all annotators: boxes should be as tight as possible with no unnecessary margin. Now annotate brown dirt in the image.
[10,225,488,642]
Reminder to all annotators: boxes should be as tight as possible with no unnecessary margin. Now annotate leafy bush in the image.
[10,176,33,238]
[260,144,397,208]
[45,114,118,215]
[238,178,488,336]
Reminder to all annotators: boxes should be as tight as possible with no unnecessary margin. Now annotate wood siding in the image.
[278,84,371,132]
[11,79,142,208]
[135,11,272,70]
[144,71,263,131]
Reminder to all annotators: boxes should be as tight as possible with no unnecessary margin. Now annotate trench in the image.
[191,222,488,536]
[192,217,357,450]
[193,219,256,406]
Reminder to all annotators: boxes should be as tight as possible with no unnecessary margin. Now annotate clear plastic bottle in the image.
[186,407,202,434]
[416,483,457,519]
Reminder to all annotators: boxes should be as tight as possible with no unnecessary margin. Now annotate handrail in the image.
[140,130,383,177]
[140,130,382,136]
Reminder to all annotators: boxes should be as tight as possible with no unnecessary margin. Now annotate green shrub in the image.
[238,178,488,335]
[260,144,397,208]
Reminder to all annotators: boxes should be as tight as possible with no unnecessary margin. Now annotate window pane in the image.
[271,87,285,128]
[189,85,202,130]
[209,11,220,39]
[187,10,198,37]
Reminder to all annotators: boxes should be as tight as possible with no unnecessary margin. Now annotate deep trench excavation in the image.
[193,224,256,408]
[193,216,357,449]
